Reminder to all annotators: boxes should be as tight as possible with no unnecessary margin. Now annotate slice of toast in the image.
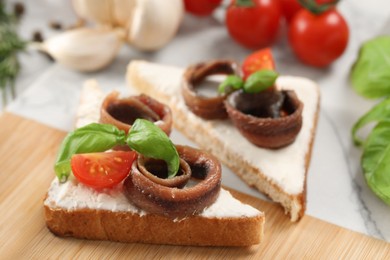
[43,80,265,247]
[126,61,320,221]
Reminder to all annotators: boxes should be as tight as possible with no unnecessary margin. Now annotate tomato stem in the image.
[298,0,339,15]
[235,0,255,7]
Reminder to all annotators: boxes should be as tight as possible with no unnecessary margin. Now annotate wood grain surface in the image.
[0,112,389,259]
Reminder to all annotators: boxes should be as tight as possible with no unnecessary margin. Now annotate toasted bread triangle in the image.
[126,60,320,221]
[44,79,265,247]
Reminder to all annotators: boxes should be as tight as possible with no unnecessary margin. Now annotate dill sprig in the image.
[0,2,26,107]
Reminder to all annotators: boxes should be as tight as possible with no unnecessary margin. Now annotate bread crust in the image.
[44,201,264,247]
[127,61,320,222]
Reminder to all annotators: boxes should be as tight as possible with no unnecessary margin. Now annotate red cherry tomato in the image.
[184,0,222,16]
[242,48,276,79]
[288,8,349,67]
[226,0,282,49]
[280,0,336,23]
[280,0,302,23]
[71,151,137,189]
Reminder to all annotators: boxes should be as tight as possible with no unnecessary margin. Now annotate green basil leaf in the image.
[352,98,390,146]
[362,121,390,205]
[126,119,179,178]
[54,123,126,182]
[218,75,244,94]
[243,70,278,93]
[350,36,390,99]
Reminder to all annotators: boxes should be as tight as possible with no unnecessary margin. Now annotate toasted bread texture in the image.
[44,179,264,246]
[126,61,320,221]
[44,79,265,247]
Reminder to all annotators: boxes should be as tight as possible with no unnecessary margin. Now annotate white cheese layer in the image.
[75,79,105,128]
[44,178,261,219]
[128,61,320,195]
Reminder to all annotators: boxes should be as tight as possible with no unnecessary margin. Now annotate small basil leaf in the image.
[352,98,390,146]
[362,121,390,205]
[350,36,390,99]
[218,75,244,94]
[126,119,179,178]
[54,123,126,182]
[243,70,278,93]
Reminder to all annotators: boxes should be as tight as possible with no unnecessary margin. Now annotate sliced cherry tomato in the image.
[226,0,282,49]
[288,7,349,67]
[184,0,222,16]
[242,48,276,79]
[71,151,137,189]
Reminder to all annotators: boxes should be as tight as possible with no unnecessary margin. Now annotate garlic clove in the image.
[72,0,114,26]
[112,0,137,28]
[41,27,125,72]
[127,0,184,51]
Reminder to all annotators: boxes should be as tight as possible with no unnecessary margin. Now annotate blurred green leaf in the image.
[0,2,26,107]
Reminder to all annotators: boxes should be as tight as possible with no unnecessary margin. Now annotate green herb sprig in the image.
[54,119,180,182]
[0,2,26,107]
[351,36,390,205]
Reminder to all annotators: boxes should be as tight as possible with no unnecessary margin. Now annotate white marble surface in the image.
[3,0,390,243]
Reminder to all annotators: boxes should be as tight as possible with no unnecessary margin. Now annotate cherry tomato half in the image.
[288,8,349,67]
[242,48,276,79]
[226,0,282,49]
[71,151,137,189]
[184,0,223,16]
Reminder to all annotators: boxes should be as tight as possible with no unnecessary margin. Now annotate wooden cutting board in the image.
[0,112,389,259]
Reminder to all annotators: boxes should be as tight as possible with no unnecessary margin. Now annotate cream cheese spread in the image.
[75,79,104,128]
[44,177,261,219]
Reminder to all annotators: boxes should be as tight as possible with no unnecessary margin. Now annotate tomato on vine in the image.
[226,0,282,49]
[288,0,349,67]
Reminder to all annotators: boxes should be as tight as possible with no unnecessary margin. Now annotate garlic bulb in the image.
[41,27,125,72]
[72,0,114,25]
[42,0,183,72]
[128,0,183,51]
[72,0,183,51]
[112,0,137,27]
